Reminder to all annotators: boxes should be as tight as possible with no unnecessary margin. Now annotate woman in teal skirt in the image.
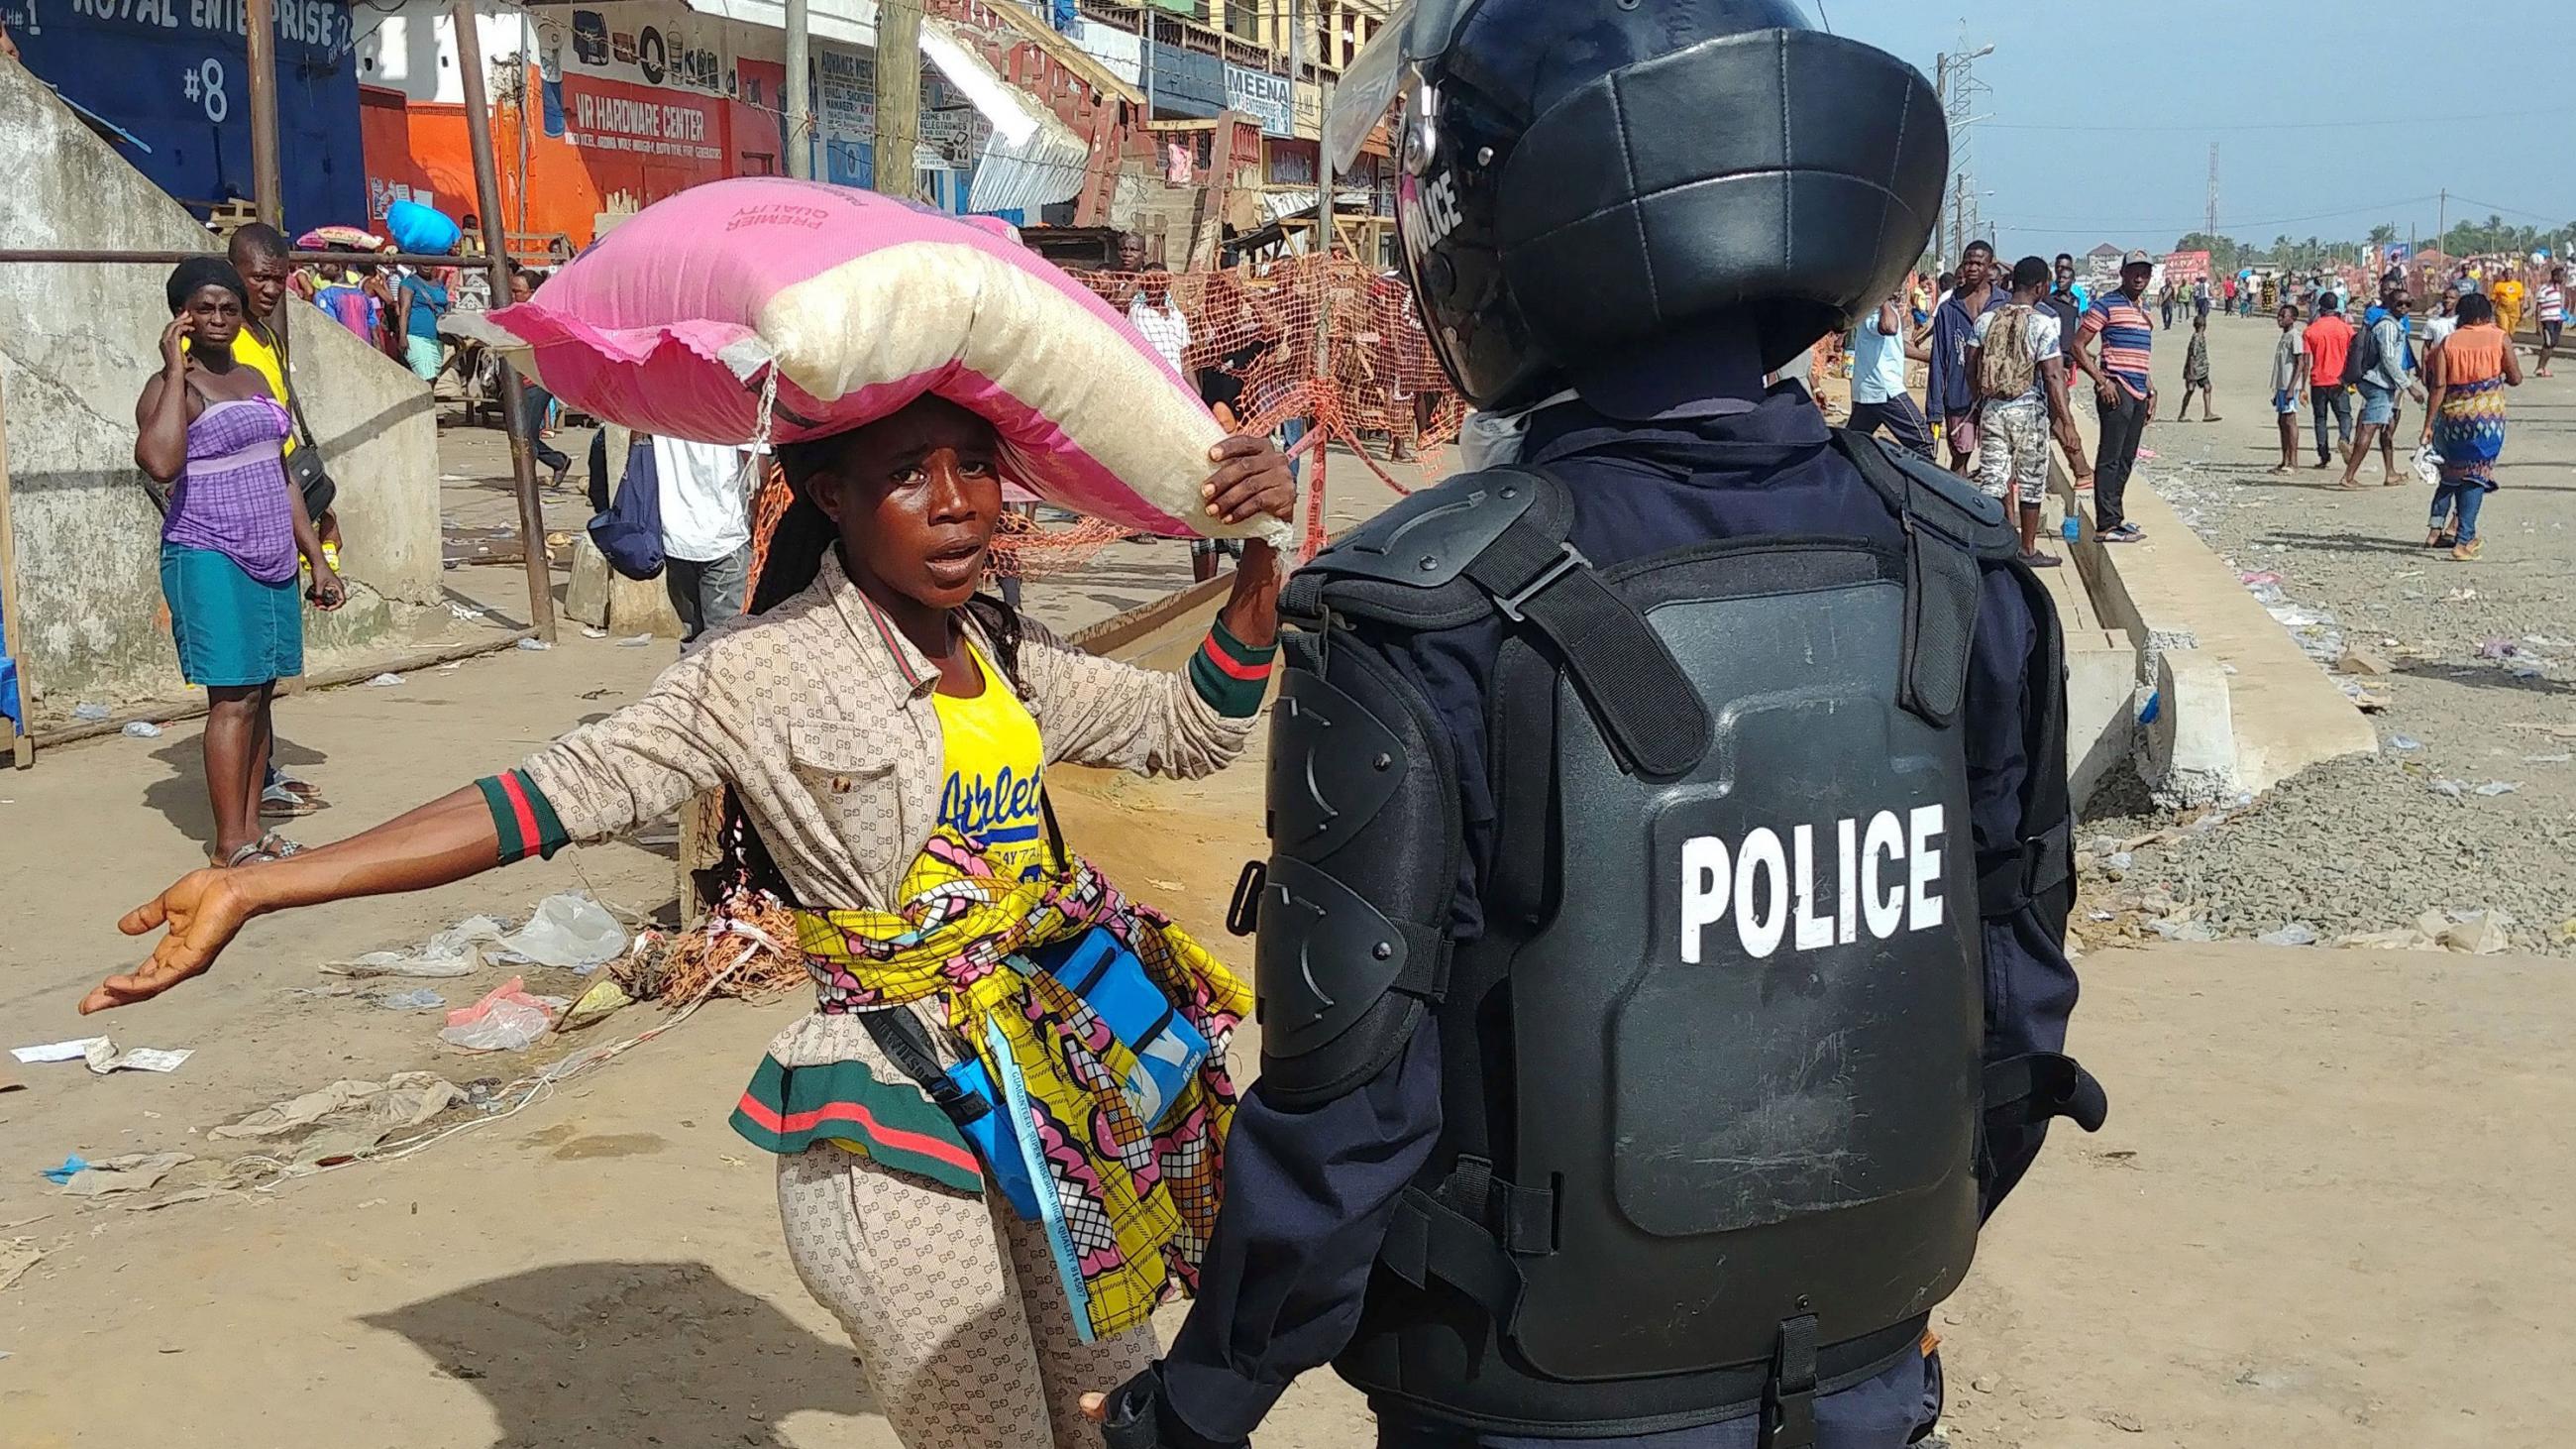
[137,258,345,866]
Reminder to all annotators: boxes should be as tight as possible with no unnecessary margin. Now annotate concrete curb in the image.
[1067,569,1236,657]
[2031,489,2143,812]
[32,625,540,752]
[2050,447,2376,805]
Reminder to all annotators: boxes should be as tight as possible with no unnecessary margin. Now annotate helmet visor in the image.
[1324,2,1415,176]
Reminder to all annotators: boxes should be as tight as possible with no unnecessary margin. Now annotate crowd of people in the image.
[2257,263,2532,558]
[285,224,580,488]
[1844,240,2155,560]
[1831,237,2560,572]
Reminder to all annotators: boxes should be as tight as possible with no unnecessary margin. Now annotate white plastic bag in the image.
[500,893,629,973]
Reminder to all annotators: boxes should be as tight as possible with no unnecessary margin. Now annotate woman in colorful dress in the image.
[85,390,1296,1449]
[2420,291,2522,559]
[135,258,344,867]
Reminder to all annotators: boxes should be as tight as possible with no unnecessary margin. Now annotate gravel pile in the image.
[2082,752,2576,952]
[2067,318,2576,956]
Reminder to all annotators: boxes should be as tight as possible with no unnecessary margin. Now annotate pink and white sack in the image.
[486,177,1284,543]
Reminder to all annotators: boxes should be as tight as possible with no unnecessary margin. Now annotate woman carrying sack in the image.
[83,390,1296,1449]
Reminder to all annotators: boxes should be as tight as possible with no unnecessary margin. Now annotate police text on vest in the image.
[1677,807,1945,962]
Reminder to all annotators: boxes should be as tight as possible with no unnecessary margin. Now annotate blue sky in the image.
[1810,0,2576,256]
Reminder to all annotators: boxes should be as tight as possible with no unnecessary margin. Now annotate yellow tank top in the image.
[931,640,1051,882]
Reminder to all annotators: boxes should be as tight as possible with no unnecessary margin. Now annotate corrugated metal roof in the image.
[920,18,1093,216]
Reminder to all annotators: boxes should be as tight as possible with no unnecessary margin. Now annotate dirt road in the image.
[10,407,2574,1446]
[2083,310,2576,949]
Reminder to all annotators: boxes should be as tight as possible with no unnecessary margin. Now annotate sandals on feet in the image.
[261,783,325,819]
[210,834,304,869]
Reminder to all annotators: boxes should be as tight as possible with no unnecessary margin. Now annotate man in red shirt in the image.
[2302,294,2356,469]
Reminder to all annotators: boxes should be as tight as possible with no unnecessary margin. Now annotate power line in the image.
[1986,194,2442,235]
[1985,104,2576,135]
[1978,104,2565,134]
[2443,193,2574,226]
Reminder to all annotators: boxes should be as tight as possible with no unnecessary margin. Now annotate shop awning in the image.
[919,18,1092,217]
[679,0,879,49]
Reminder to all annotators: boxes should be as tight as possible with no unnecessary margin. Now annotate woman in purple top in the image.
[136,258,345,868]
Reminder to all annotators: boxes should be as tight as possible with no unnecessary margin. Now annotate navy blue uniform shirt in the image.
[1150,386,2081,1449]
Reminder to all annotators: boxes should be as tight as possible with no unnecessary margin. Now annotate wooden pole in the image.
[246,0,284,227]
[0,373,32,768]
[452,0,559,644]
[784,0,812,179]
[874,0,923,199]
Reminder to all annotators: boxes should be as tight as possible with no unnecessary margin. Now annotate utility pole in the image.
[784,0,811,178]
[1288,0,1303,92]
[874,0,923,198]
[452,0,558,644]
[246,0,283,226]
[1934,52,1949,264]
[2437,188,2448,256]
[1143,7,1159,123]
[1936,36,1991,267]
[2204,142,2219,244]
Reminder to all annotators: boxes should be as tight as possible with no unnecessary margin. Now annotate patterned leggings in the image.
[778,1145,1156,1448]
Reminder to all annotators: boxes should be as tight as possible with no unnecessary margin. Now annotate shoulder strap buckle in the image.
[1759,1313,1821,1449]
[1985,1052,2109,1134]
[1979,817,2074,920]
[1491,541,1592,623]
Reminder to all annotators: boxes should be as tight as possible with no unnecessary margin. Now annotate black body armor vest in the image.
[1244,433,2103,1446]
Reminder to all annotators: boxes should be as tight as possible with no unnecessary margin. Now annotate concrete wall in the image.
[0,56,440,711]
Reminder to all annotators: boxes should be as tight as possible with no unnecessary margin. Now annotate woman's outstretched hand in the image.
[82,868,259,1013]
[1202,434,1299,526]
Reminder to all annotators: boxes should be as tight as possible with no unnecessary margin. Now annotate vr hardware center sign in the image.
[568,81,719,161]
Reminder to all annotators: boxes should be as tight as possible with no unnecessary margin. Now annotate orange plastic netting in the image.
[1072,256,1462,557]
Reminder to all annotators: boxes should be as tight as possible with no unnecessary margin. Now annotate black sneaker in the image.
[2018,550,2064,568]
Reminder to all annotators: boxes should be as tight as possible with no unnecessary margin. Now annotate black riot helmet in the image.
[1329,0,1949,410]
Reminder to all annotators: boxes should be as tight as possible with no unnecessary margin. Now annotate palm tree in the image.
[2368,223,2398,249]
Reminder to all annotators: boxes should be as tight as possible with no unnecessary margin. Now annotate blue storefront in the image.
[1,0,366,229]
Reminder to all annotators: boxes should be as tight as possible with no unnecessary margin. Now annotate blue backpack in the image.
[586,435,665,580]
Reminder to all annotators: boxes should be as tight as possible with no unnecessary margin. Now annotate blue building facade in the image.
[3,0,367,229]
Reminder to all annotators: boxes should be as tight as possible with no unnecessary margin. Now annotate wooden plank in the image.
[0,370,32,768]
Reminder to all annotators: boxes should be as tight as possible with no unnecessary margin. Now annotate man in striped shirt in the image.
[2539,265,2565,380]
[2072,250,2158,542]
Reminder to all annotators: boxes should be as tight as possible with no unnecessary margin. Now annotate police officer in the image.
[1094,4,2103,1447]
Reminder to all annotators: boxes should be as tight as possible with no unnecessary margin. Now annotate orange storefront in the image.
[363,65,781,252]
